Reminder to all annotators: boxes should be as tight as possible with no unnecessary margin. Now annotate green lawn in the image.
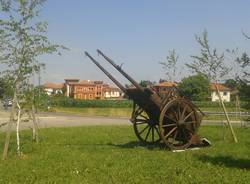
[0,125,250,183]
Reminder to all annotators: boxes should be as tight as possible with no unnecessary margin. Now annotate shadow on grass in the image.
[198,155,250,170]
[107,141,168,150]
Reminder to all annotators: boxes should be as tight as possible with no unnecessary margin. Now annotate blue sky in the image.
[40,0,250,84]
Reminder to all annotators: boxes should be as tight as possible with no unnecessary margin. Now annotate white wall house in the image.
[43,83,64,96]
[104,87,122,99]
[210,83,231,102]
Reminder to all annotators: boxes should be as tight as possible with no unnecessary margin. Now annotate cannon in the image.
[85,50,205,150]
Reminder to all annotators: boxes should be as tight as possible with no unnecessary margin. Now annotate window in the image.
[223,92,227,96]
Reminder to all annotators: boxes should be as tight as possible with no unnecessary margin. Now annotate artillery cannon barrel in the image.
[84,51,127,93]
[97,49,145,92]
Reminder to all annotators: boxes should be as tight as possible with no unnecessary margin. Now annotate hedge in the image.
[50,97,133,108]
[50,97,250,109]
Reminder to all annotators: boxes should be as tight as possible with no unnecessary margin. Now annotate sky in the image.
[38,0,250,85]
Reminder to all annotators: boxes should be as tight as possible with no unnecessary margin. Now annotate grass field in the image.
[0,125,250,183]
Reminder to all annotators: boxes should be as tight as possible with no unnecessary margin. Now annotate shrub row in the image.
[50,97,133,108]
[50,97,250,109]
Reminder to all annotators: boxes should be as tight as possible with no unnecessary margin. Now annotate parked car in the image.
[2,99,13,107]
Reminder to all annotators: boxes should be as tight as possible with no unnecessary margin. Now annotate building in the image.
[154,81,232,102]
[64,79,122,100]
[154,81,177,96]
[210,83,231,102]
[43,82,64,96]
[103,85,122,99]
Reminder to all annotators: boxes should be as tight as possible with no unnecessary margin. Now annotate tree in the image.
[0,78,5,99]
[178,74,210,101]
[186,30,237,143]
[0,0,63,159]
[236,52,250,82]
[139,80,156,87]
[159,49,179,82]
[0,77,14,99]
[224,79,237,91]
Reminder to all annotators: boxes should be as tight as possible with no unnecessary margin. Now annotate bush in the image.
[50,97,250,110]
[50,97,133,108]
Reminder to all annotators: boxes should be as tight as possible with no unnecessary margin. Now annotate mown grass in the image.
[0,125,250,183]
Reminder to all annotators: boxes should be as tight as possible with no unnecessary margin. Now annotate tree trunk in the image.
[16,101,21,156]
[215,83,238,143]
[2,91,17,160]
[31,104,39,143]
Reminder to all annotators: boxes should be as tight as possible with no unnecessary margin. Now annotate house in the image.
[154,81,232,102]
[210,83,231,102]
[64,79,122,100]
[103,85,122,99]
[154,81,177,96]
[43,82,64,95]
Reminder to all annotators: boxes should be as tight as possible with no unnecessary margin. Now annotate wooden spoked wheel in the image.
[159,98,201,150]
[131,105,161,144]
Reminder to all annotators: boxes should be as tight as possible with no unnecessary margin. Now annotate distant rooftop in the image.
[43,82,64,89]
[210,83,231,91]
[154,81,177,87]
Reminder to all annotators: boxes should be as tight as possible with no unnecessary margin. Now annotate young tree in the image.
[0,0,62,159]
[159,49,179,82]
[236,52,250,82]
[0,78,5,99]
[186,30,237,143]
[178,74,210,101]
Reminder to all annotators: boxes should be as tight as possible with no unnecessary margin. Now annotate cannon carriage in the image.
[85,50,204,150]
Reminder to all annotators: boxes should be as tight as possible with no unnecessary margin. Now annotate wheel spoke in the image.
[162,123,176,127]
[181,105,188,120]
[135,121,148,125]
[173,129,178,140]
[184,127,194,135]
[154,126,160,137]
[140,114,149,120]
[183,111,194,122]
[164,127,177,138]
[152,127,154,142]
[179,128,187,140]
[173,111,179,121]
[184,121,196,124]
[138,108,143,115]
[145,127,151,141]
[135,119,148,123]
[178,102,181,119]
[164,115,177,123]
[136,108,144,116]
[139,124,149,135]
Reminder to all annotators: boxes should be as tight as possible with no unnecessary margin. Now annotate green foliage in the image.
[21,86,50,111]
[0,0,64,105]
[159,49,179,81]
[236,52,250,81]
[0,126,249,183]
[0,77,14,99]
[139,80,155,87]
[187,30,231,81]
[237,81,250,101]
[178,74,210,101]
[0,78,3,99]
[50,97,250,111]
[224,79,237,90]
[51,97,133,108]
